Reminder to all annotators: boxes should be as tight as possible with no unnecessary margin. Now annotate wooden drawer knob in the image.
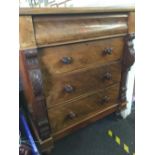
[103,72,112,80]
[99,96,110,104]
[67,111,77,119]
[103,48,113,55]
[64,84,74,93]
[61,56,73,64]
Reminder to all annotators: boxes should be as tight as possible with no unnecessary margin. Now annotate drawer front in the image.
[48,84,120,133]
[33,14,128,46]
[39,37,124,74]
[43,62,121,108]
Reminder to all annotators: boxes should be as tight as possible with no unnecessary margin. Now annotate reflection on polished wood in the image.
[19,6,135,154]
[41,62,121,108]
[48,84,120,134]
[20,6,135,15]
[38,37,124,74]
[33,14,128,46]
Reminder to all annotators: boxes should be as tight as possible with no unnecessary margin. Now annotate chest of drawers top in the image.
[19,6,134,50]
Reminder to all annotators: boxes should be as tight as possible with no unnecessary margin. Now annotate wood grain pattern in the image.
[20,49,52,140]
[19,6,135,152]
[41,62,121,108]
[19,51,34,114]
[33,14,128,46]
[39,37,124,74]
[53,102,126,140]
[19,16,36,50]
[48,84,120,134]
[128,12,135,33]
[19,6,135,15]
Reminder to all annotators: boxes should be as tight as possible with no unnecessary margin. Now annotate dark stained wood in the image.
[20,49,52,140]
[19,6,135,15]
[29,116,54,153]
[20,51,34,114]
[38,37,124,74]
[41,62,122,108]
[119,33,135,108]
[48,84,120,134]
[33,14,128,46]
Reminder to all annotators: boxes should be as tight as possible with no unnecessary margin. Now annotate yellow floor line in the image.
[107,129,135,155]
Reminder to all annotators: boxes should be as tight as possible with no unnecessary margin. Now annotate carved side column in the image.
[20,48,51,141]
[119,33,135,109]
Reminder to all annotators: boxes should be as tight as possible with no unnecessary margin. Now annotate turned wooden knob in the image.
[99,96,110,104]
[103,72,112,80]
[64,84,74,93]
[67,111,76,119]
[103,48,113,55]
[61,56,73,64]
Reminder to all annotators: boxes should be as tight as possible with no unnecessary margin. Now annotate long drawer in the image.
[39,37,124,74]
[43,62,121,108]
[33,14,128,46]
[48,84,120,134]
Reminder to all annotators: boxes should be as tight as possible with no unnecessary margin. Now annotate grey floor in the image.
[51,104,135,155]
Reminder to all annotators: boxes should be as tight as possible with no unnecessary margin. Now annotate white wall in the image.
[20,0,135,8]
[67,0,134,7]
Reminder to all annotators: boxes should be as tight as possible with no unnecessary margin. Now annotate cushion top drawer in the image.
[39,37,124,74]
[48,84,120,134]
[43,62,121,108]
[33,14,128,46]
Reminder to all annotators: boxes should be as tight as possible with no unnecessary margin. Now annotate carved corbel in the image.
[20,48,51,140]
[119,33,135,108]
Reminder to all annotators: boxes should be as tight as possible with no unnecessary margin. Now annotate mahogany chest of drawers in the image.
[19,6,135,154]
